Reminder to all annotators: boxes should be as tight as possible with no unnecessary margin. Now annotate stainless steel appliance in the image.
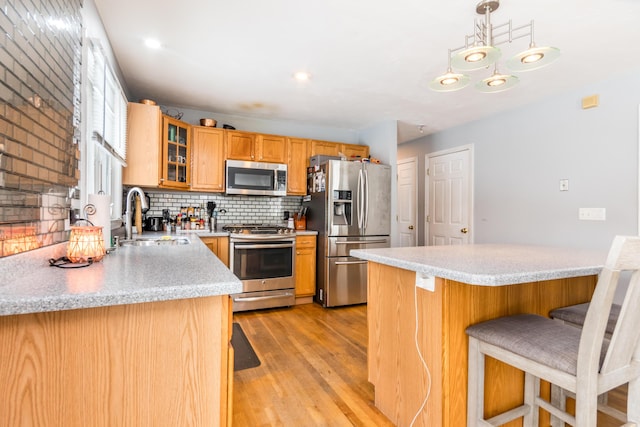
[225,160,287,196]
[225,224,296,311]
[304,160,391,307]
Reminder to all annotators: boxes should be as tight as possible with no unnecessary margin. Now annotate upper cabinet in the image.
[287,137,309,196]
[191,126,225,192]
[309,140,369,161]
[161,115,191,189]
[310,139,341,157]
[124,102,162,187]
[341,143,369,160]
[226,131,287,163]
[124,103,190,189]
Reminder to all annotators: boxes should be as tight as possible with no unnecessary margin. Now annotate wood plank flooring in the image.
[231,303,628,427]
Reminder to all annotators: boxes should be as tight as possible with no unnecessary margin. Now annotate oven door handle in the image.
[334,260,368,266]
[232,243,295,250]
[233,293,293,303]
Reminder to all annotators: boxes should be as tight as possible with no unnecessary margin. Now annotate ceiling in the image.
[94,0,640,143]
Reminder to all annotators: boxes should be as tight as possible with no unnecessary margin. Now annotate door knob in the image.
[408,225,414,230]
[461,228,468,234]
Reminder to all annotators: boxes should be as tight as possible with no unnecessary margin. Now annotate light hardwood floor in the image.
[232,303,628,427]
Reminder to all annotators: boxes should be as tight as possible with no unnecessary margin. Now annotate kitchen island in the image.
[351,244,606,427]
[0,234,242,427]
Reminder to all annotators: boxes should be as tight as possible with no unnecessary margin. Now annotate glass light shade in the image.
[67,226,105,263]
[475,71,519,93]
[451,45,501,71]
[429,70,470,92]
[506,45,560,72]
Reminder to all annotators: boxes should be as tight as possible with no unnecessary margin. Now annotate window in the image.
[80,39,127,221]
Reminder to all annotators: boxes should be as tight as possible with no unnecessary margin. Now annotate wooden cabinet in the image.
[123,102,162,187]
[295,234,316,299]
[191,126,225,192]
[310,139,341,157]
[226,131,287,163]
[256,134,287,163]
[201,236,229,267]
[309,140,369,161]
[0,296,233,426]
[123,102,191,189]
[287,137,309,195]
[341,143,369,160]
[161,115,191,189]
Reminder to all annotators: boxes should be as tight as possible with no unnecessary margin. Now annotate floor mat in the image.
[232,323,261,371]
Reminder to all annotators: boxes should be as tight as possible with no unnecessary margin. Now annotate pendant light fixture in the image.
[430,0,559,93]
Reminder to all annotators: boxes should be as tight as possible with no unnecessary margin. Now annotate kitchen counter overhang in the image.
[351,243,605,286]
[0,233,242,316]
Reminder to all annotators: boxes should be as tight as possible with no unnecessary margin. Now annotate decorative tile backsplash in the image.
[0,0,82,257]
[144,190,303,225]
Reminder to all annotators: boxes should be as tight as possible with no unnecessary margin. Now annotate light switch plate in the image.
[559,179,569,191]
[579,208,606,221]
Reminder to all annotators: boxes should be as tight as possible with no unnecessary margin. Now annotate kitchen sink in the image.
[118,237,190,247]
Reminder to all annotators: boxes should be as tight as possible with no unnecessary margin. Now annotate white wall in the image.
[398,70,640,252]
[358,120,399,245]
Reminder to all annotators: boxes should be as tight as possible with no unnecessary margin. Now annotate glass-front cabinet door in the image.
[161,115,190,189]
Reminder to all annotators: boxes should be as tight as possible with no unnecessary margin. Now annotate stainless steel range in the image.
[224,224,296,312]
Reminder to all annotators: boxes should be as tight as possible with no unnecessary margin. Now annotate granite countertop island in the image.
[0,232,242,316]
[352,243,606,427]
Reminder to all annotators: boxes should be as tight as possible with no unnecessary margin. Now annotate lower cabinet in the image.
[201,236,230,267]
[295,235,317,301]
[0,296,233,427]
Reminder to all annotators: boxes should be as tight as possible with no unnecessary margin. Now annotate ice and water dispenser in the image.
[332,190,352,225]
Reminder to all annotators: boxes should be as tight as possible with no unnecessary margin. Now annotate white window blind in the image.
[87,40,127,163]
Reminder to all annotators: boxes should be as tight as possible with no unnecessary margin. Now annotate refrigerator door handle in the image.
[363,168,369,230]
[334,260,368,266]
[357,169,364,229]
[335,239,388,245]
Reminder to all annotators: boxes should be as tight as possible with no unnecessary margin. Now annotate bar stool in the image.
[465,235,640,427]
[550,302,620,337]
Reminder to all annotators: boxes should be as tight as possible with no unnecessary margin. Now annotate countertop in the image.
[351,244,606,286]
[173,229,318,237]
[0,233,242,316]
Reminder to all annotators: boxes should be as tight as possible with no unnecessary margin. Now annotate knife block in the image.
[294,214,306,230]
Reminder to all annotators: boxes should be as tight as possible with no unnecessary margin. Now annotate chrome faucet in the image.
[124,187,148,241]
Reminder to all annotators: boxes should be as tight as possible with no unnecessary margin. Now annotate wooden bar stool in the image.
[550,302,620,337]
[466,235,640,427]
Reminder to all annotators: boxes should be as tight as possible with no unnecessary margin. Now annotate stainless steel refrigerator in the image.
[304,160,391,307]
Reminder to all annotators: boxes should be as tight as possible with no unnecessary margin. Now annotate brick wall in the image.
[144,190,303,226]
[0,0,82,256]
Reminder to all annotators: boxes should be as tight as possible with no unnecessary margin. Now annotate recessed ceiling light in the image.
[293,71,311,82]
[144,38,162,49]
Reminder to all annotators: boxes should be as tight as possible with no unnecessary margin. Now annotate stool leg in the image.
[467,337,485,427]
[550,384,566,427]
[629,377,640,424]
[523,372,539,427]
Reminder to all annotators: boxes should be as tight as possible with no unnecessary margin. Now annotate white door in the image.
[427,147,472,246]
[397,158,417,246]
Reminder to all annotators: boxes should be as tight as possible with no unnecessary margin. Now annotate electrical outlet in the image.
[559,179,569,191]
[415,273,435,292]
[579,208,606,221]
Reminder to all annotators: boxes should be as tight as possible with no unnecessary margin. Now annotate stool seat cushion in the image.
[466,314,609,376]
[550,302,620,335]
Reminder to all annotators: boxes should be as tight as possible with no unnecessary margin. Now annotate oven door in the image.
[230,238,295,292]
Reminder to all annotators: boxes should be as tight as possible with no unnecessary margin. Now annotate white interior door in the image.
[427,146,472,246]
[397,157,417,246]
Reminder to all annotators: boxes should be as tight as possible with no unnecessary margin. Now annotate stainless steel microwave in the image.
[225,160,287,196]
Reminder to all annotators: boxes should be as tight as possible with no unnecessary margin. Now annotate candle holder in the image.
[66,225,105,263]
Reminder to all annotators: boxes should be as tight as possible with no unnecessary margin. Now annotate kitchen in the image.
[1,0,640,426]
